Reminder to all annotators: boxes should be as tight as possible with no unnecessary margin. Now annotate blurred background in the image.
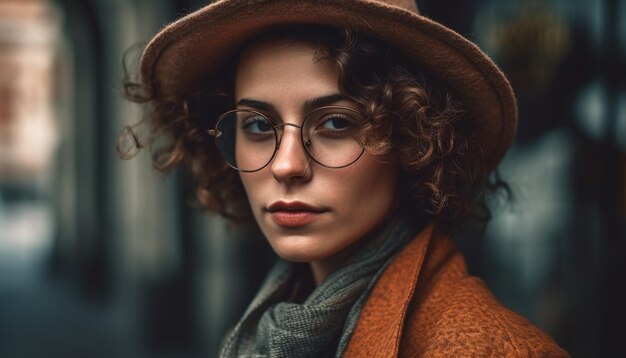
[0,0,624,356]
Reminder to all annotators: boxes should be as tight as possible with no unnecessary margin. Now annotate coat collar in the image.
[343,223,436,357]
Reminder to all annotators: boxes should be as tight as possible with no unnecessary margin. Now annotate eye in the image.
[322,114,353,130]
[241,116,273,134]
[319,114,354,131]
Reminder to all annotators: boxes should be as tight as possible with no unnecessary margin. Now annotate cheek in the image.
[239,172,263,209]
[333,160,398,216]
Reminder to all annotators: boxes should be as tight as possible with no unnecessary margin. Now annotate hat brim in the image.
[140,0,517,171]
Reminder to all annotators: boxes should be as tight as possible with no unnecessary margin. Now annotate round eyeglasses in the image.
[208,106,366,172]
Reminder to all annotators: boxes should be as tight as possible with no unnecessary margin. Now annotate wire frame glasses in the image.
[208,106,366,172]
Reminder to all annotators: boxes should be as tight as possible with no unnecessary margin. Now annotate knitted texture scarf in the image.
[219,216,419,358]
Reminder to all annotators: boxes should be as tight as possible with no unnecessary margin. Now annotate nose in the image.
[270,124,312,183]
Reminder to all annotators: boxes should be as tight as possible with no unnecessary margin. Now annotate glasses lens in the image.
[302,107,365,168]
[214,110,277,171]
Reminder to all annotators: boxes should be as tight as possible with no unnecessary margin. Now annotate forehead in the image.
[234,38,339,104]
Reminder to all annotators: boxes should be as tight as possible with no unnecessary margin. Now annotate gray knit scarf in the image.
[219,216,419,358]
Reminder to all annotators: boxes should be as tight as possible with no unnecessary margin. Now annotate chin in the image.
[269,235,333,263]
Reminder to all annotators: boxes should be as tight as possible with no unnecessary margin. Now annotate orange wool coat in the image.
[344,224,570,357]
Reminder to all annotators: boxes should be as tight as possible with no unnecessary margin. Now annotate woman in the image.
[123,0,569,356]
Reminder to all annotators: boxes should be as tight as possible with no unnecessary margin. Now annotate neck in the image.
[309,250,353,286]
[307,203,416,286]
[309,264,328,287]
[308,215,401,286]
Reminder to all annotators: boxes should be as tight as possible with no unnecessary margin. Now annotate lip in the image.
[266,201,328,227]
[267,201,326,213]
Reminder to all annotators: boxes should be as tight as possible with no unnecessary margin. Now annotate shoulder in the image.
[394,230,570,357]
[401,260,569,357]
[344,225,569,357]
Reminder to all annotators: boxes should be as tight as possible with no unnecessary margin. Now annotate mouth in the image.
[265,201,329,227]
[266,201,327,213]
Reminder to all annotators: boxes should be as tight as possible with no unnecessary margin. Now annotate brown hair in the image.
[121,25,509,229]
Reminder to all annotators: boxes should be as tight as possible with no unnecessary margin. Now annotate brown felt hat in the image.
[140,0,517,171]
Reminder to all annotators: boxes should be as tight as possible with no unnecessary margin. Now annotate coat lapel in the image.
[343,223,435,357]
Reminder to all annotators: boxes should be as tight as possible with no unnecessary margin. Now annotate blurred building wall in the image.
[0,0,59,181]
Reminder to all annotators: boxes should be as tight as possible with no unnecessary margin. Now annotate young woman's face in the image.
[235,38,398,265]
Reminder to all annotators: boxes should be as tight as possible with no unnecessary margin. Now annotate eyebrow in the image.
[235,99,276,112]
[304,93,346,109]
[236,93,347,113]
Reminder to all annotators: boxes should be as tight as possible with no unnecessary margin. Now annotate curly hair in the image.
[120,25,508,230]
